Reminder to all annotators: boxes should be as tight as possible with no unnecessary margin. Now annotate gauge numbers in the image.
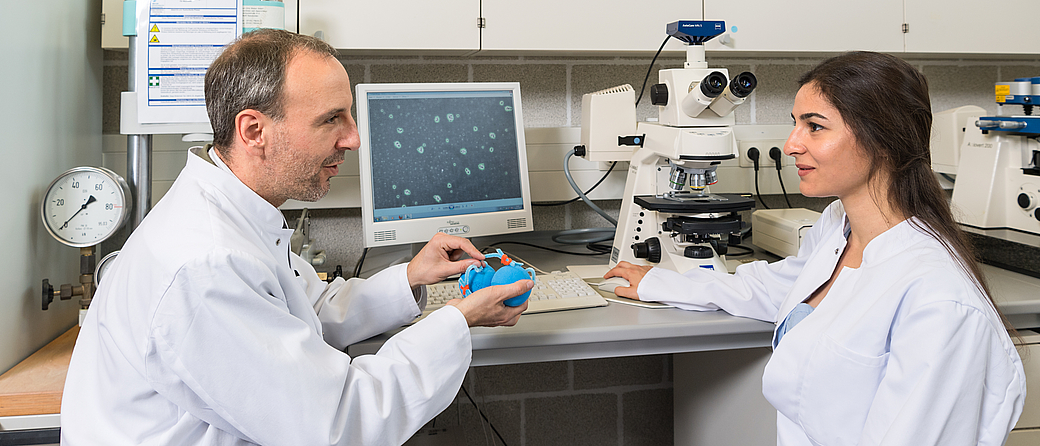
[41,167,131,247]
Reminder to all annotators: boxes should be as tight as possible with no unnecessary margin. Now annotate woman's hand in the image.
[603,261,653,300]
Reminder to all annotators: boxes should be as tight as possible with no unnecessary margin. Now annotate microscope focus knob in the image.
[650,84,669,106]
[683,246,714,259]
[632,237,662,263]
[1018,192,1036,211]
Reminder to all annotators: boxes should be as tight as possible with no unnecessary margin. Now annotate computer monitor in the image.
[356,82,533,248]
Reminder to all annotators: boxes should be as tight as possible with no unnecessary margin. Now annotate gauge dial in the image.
[41,167,132,247]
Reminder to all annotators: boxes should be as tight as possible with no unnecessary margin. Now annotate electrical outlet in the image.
[738,140,791,168]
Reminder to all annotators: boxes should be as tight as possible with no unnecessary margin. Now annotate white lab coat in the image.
[640,201,1026,446]
[61,147,472,446]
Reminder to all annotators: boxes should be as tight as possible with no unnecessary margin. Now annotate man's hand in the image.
[407,232,485,288]
[446,279,532,327]
[603,261,653,300]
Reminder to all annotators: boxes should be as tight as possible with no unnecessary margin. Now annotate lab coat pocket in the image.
[800,336,889,446]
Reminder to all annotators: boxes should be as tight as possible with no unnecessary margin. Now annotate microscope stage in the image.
[633,194,756,214]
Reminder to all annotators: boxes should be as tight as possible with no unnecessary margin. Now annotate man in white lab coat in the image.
[60,29,531,445]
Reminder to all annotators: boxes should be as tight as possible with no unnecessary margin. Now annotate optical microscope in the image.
[950,77,1040,236]
[580,21,757,273]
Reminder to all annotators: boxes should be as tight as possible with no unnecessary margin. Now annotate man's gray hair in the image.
[204,29,337,157]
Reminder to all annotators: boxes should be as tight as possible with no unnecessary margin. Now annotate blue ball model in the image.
[457,249,535,306]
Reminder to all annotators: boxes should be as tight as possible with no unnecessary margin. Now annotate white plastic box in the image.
[751,208,822,258]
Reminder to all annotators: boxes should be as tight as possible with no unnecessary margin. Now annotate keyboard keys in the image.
[422,271,607,315]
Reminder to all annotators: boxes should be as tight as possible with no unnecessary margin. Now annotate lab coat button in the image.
[276,239,281,246]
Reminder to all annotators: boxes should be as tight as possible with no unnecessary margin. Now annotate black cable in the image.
[550,228,614,245]
[635,35,673,107]
[586,241,613,254]
[770,147,793,208]
[460,384,509,446]
[533,161,618,207]
[776,169,793,208]
[754,171,770,209]
[352,247,368,278]
[748,147,769,210]
[485,240,608,256]
[726,244,754,257]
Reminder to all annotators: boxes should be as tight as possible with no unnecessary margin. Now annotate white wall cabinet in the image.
[102,0,299,49]
[102,1,1040,56]
[904,0,1040,54]
[480,2,701,54]
[102,0,127,49]
[298,0,480,54]
[702,0,905,53]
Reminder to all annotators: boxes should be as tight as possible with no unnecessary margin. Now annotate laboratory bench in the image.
[4,231,1040,444]
[350,231,1040,445]
[0,326,73,445]
[349,230,779,364]
[350,231,1040,362]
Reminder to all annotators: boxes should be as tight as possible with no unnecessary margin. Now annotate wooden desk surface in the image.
[0,326,78,417]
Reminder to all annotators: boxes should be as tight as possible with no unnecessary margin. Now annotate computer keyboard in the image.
[422,270,608,317]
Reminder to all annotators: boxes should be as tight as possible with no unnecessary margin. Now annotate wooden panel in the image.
[0,327,79,416]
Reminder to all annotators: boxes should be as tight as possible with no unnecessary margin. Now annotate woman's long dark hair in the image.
[798,51,1017,336]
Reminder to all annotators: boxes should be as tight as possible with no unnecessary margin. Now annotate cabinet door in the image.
[102,0,127,49]
[102,0,299,49]
[299,0,479,53]
[480,1,702,53]
[905,0,1040,54]
[702,0,904,53]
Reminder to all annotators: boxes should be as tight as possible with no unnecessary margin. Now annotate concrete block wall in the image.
[412,356,673,446]
[101,49,1040,445]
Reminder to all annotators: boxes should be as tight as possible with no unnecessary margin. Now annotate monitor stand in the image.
[384,241,426,268]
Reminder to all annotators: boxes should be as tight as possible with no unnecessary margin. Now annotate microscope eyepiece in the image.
[728,72,757,98]
[708,71,756,117]
[700,71,728,98]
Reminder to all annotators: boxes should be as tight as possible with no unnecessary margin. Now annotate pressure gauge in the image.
[94,250,120,288]
[41,167,132,247]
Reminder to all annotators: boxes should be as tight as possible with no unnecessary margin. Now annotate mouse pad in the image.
[566,264,674,309]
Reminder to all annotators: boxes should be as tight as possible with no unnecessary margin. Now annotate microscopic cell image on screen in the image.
[366,90,522,216]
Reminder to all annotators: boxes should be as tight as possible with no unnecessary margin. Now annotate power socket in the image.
[738,140,791,168]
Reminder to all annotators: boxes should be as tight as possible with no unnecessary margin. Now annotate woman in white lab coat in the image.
[606,51,1026,446]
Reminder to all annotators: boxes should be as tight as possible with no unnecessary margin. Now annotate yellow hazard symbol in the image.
[150,35,159,43]
[150,24,160,33]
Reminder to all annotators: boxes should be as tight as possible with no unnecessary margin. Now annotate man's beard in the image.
[272,142,344,203]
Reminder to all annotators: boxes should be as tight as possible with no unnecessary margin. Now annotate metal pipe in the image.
[126,27,152,230]
[127,135,152,230]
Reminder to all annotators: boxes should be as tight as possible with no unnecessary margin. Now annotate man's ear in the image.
[234,109,269,158]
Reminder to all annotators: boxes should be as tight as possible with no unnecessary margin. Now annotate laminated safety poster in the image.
[134,0,242,124]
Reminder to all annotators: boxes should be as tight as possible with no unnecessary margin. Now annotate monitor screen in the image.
[356,82,533,248]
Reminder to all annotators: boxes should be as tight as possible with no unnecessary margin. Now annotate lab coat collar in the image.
[829,199,926,267]
[858,216,924,268]
[772,203,927,333]
[773,217,849,330]
[186,146,294,258]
